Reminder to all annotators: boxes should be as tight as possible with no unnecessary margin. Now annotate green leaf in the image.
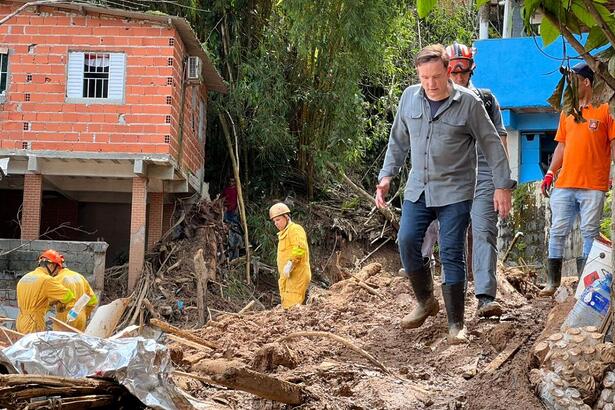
[570,2,595,28]
[522,0,542,27]
[417,0,437,18]
[547,75,566,110]
[585,26,608,51]
[476,0,490,7]
[540,16,560,46]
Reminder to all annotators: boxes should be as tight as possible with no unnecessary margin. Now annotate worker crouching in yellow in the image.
[270,203,311,308]
[16,250,75,334]
[53,267,98,331]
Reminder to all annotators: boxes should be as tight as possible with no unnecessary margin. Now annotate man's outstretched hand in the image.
[375,177,391,209]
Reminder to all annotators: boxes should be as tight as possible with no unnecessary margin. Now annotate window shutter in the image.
[108,53,126,101]
[66,52,84,99]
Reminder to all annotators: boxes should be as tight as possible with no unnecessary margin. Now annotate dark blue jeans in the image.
[398,194,472,285]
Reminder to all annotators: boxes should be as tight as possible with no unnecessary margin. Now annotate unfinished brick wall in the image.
[0,5,206,175]
[128,176,147,290]
[20,173,42,240]
[147,192,163,250]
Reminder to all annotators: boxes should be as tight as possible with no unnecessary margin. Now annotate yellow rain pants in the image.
[53,268,98,331]
[277,221,311,308]
[16,267,75,334]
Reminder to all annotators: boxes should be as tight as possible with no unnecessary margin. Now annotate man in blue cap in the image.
[540,62,615,296]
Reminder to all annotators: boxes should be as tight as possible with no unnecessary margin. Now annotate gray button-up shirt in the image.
[378,82,515,207]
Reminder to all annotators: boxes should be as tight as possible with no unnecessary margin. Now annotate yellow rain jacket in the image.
[16,267,75,334]
[53,268,98,331]
[277,221,311,308]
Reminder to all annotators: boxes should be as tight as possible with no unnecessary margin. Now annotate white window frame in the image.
[0,47,9,103]
[66,51,126,104]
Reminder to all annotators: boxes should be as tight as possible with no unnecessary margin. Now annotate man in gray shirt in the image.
[375,44,515,344]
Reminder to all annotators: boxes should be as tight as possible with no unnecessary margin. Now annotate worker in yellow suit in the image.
[53,267,98,331]
[270,203,311,308]
[16,250,75,334]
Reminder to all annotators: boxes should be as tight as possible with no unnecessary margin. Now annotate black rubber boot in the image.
[539,258,563,297]
[576,256,587,278]
[400,259,440,329]
[442,282,468,344]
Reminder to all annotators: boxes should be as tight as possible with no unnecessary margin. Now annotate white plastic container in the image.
[67,294,91,322]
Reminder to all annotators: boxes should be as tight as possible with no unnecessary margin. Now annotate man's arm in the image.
[547,142,565,174]
[376,89,411,208]
[611,140,615,162]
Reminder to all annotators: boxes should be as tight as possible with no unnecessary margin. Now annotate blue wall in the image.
[472,36,584,109]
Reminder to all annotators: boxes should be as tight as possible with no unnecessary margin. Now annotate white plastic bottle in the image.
[563,273,612,329]
[67,294,91,322]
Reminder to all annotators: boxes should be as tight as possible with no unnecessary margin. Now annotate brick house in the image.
[0,1,226,289]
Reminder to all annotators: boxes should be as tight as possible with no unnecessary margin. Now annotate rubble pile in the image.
[160,262,547,409]
[104,198,276,330]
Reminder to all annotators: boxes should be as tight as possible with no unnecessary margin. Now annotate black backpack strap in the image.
[474,88,496,122]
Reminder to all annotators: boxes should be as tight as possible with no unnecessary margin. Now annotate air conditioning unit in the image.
[187,56,203,82]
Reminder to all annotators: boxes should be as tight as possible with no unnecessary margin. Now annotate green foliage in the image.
[601,190,612,239]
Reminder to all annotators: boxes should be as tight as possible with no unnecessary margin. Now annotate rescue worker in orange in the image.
[540,62,615,296]
[270,203,311,308]
[16,250,75,333]
[52,264,98,331]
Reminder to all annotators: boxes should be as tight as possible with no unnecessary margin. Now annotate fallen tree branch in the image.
[326,161,399,231]
[238,300,255,315]
[150,318,218,349]
[194,359,304,405]
[277,331,390,374]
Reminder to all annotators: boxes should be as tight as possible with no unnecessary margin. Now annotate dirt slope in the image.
[170,264,550,409]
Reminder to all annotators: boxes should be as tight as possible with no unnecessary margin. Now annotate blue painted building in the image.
[472,36,585,183]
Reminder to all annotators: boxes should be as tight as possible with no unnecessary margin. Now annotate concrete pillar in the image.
[128,176,147,291]
[21,173,43,240]
[147,192,164,250]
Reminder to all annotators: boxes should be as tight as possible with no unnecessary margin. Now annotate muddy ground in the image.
[168,262,551,410]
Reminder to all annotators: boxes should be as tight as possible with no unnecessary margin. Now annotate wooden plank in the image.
[482,336,529,374]
[50,317,83,334]
[166,334,212,351]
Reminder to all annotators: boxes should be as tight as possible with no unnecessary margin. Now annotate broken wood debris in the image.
[150,318,218,349]
[0,374,140,409]
[277,330,390,375]
[194,359,304,405]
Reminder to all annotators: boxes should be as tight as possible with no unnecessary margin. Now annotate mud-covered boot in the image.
[442,282,468,344]
[476,295,503,318]
[539,258,563,297]
[400,261,440,330]
[576,256,587,278]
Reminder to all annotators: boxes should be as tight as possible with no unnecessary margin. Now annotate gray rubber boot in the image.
[442,282,468,344]
[476,295,503,318]
[539,258,563,297]
[576,256,587,278]
[400,259,440,329]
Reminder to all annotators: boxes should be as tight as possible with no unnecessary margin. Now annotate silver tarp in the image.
[3,331,206,409]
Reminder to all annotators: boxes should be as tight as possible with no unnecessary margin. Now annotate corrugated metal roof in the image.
[4,0,228,93]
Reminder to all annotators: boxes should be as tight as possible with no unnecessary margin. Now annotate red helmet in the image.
[446,42,476,73]
[39,249,64,267]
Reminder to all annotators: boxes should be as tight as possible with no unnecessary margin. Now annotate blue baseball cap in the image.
[569,62,594,82]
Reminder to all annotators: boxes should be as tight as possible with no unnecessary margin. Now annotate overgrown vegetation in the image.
[99,0,478,264]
